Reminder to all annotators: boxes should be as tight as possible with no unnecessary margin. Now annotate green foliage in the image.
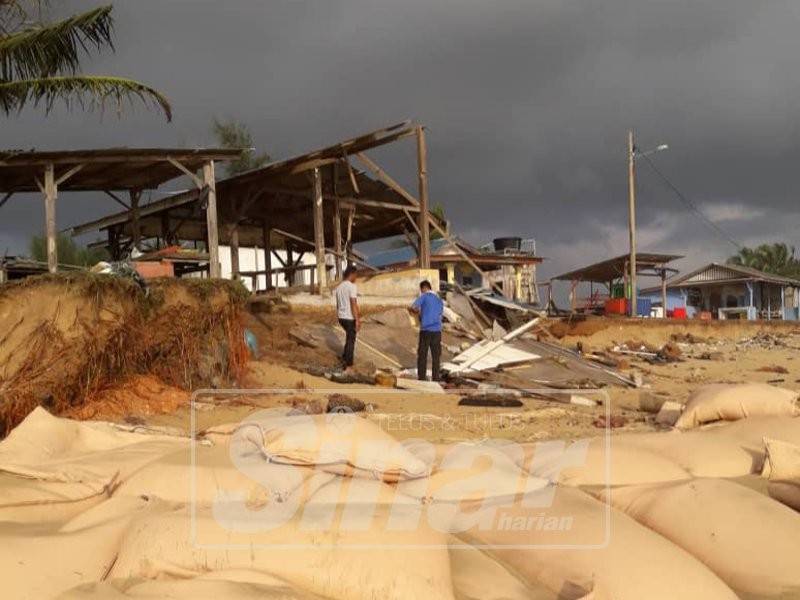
[0,75,171,118]
[0,2,171,119]
[212,118,270,176]
[430,203,446,240]
[727,243,800,279]
[29,233,109,266]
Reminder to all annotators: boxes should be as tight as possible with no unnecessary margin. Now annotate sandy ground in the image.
[143,311,800,445]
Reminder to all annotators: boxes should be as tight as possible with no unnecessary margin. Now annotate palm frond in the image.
[0,75,172,121]
[0,5,114,80]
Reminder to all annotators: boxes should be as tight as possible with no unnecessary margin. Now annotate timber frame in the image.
[0,148,242,275]
[68,121,450,293]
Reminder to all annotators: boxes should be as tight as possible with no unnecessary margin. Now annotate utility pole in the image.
[627,130,637,317]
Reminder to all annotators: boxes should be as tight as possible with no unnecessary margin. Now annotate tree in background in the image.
[0,2,170,119]
[212,118,270,176]
[29,233,108,266]
[727,243,800,279]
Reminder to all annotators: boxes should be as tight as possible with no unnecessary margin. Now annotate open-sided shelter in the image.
[0,147,243,274]
[551,252,682,314]
[69,122,448,293]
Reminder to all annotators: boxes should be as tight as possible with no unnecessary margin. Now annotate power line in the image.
[638,152,743,250]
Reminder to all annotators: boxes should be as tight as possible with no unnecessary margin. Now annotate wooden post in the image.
[160,212,170,246]
[44,163,57,273]
[129,189,141,249]
[661,269,667,318]
[312,167,327,293]
[416,126,431,269]
[202,160,221,278]
[333,198,343,280]
[286,243,294,286]
[229,222,240,280]
[628,130,637,317]
[262,220,272,289]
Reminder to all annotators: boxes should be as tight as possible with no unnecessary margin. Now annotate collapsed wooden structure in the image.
[65,122,450,291]
[0,148,242,274]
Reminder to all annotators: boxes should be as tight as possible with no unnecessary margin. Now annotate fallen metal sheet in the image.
[443,341,540,372]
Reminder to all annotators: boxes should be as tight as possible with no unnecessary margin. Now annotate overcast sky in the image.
[2,0,799,285]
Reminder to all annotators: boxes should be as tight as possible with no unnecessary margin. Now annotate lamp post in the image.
[627,131,668,316]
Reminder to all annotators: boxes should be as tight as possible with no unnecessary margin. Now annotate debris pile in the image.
[260,290,640,403]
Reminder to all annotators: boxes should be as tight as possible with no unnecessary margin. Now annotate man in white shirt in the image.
[335,265,360,370]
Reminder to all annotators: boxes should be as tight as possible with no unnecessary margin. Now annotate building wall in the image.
[218,246,317,291]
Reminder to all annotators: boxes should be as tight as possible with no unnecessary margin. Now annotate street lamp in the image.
[627,132,668,317]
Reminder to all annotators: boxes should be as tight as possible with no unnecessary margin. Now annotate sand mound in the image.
[0,274,248,435]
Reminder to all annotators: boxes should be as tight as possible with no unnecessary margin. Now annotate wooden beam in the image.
[354,152,419,207]
[168,157,203,189]
[416,126,431,268]
[272,227,378,272]
[103,190,130,210]
[202,161,221,278]
[230,222,240,280]
[333,198,343,279]
[55,163,84,186]
[72,187,199,236]
[263,220,272,289]
[312,167,327,293]
[337,197,420,212]
[44,163,57,273]
[341,154,360,195]
[403,208,421,236]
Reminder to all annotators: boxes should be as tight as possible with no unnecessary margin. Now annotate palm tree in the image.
[0,3,171,120]
[728,243,800,278]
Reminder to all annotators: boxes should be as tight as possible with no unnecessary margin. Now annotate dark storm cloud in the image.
[2,0,800,283]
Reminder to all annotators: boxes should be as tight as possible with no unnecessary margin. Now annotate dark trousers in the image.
[339,318,357,367]
[418,330,442,381]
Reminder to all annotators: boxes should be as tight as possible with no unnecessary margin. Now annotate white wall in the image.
[218,246,318,291]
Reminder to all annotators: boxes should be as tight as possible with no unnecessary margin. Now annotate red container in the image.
[604,298,628,315]
[672,307,687,319]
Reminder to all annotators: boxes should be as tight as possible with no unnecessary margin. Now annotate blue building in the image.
[641,263,800,321]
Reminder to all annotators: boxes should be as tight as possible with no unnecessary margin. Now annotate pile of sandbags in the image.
[3,402,800,600]
[599,478,800,598]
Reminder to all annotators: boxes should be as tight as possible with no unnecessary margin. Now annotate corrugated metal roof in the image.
[367,238,454,268]
[654,262,800,289]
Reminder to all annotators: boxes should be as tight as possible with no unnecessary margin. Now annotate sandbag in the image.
[397,441,549,503]
[0,495,157,600]
[0,406,185,463]
[109,501,455,600]
[58,572,326,599]
[675,383,798,429]
[513,437,691,487]
[762,436,800,480]
[600,478,800,598]
[768,481,800,511]
[0,409,186,524]
[448,542,557,600]
[762,437,800,511]
[619,416,800,479]
[230,412,431,482]
[116,444,335,506]
[459,486,736,600]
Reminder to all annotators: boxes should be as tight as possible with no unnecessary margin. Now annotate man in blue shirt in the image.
[409,280,444,381]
